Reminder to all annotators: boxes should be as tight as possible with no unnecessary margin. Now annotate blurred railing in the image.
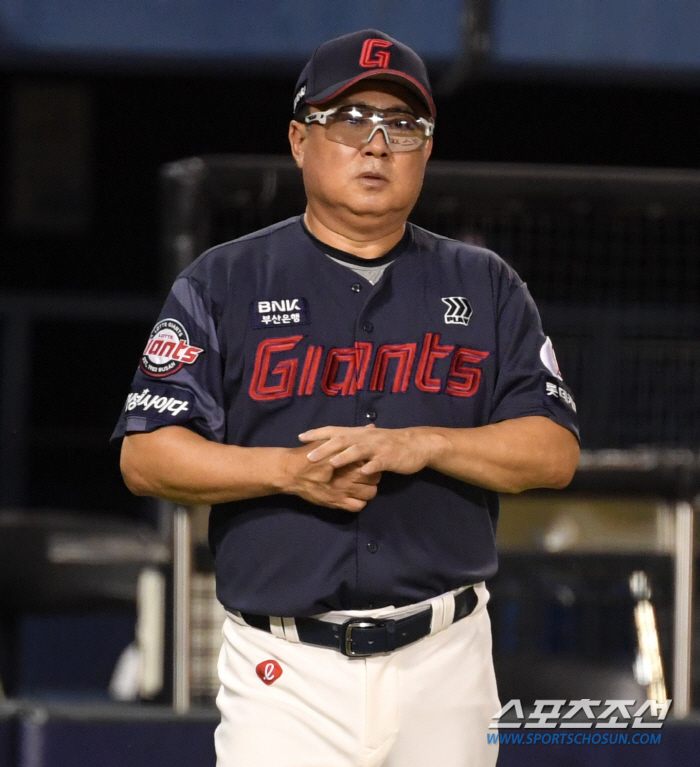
[3,158,697,709]
[162,156,700,451]
[160,156,700,713]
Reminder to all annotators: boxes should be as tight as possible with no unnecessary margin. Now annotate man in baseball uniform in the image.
[114,29,580,767]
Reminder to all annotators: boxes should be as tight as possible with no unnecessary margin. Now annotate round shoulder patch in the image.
[540,337,562,380]
[140,318,204,378]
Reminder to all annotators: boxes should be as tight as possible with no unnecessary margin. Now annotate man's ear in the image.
[288,120,307,169]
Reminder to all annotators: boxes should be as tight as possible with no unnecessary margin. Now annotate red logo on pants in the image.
[256,660,283,685]
[359,39,393,68]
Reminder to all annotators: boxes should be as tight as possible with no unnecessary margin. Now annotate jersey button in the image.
[365,410,377,422]
[351,282,362,293]
[362,321,373,332]
[366,542,378,554]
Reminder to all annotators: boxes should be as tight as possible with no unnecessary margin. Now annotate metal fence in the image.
[160,156,700,713]
[161,156,700,452]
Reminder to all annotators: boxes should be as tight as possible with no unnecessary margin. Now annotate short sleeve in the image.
[489,282,579,440]
[110,275,226,445]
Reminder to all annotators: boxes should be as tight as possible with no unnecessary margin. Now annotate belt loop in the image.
[429,592,455,635]
[269,616,286,639]
[282,617,301,643]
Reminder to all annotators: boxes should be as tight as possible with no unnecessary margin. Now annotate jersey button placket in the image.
[359,322,377,424]
[353,281,379,428]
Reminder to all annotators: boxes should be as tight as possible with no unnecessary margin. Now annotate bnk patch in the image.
[251,298,310,329]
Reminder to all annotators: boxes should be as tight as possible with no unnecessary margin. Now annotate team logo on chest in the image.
[441,296,473,326]
[140,318,204,378]
[249,333,490,402]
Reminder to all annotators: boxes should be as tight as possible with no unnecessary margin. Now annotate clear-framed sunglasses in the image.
[304,104,434,152]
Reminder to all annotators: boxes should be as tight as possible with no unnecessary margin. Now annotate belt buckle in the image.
[342,618,378,657]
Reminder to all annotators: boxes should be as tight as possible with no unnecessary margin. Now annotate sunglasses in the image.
[304,105,434,152]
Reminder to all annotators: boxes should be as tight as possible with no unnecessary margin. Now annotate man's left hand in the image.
[299,425,435,476]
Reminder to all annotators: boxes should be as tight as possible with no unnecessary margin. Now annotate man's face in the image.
[289,81,433,231]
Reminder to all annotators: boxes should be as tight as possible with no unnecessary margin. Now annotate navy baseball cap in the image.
[293,29,435,118]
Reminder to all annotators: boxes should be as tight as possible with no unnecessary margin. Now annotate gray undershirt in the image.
[325,254,393,285]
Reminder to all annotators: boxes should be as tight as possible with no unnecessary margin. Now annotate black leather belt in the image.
[240,587,478,657]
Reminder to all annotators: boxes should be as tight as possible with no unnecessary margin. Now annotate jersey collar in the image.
[300,216,411,268]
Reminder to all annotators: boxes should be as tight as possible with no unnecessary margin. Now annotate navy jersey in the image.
[112,216,578,616]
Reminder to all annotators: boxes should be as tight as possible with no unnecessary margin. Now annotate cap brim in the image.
[305,69,436,117]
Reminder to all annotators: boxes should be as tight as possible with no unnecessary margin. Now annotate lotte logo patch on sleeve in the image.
[140,318,204,377]
[256,660,283,685]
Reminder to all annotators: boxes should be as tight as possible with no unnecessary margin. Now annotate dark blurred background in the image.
[2,72,700,519]
[0,2,699,742]
[1,0,700,518]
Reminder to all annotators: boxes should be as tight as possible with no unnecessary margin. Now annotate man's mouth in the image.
[358,171,389,183]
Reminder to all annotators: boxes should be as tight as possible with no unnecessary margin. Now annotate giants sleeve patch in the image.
[140,318,204,377]
[540,337,562,379]
[125,383,194,424]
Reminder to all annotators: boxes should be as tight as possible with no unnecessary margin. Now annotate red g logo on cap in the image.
[359,39,393,68]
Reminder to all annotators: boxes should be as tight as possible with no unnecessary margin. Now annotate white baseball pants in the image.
[215,583,500,767]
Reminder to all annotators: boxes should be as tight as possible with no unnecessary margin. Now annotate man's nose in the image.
[362,125,391,156]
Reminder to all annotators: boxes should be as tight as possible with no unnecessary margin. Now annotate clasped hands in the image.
[284,424,436,512]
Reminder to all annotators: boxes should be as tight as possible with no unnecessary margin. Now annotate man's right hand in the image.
[120,426,381,509]
[281,442,381,512]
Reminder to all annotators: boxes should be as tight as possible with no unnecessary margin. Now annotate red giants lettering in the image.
[249,335,489,402]
[415,333,454,392]
[298,345,323,396]
[370,344,416,393]
[359,39,393,69]
[322,343,372,396]
[446,348,490,397]
[144,338,202,365]
[249,335,303,401]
